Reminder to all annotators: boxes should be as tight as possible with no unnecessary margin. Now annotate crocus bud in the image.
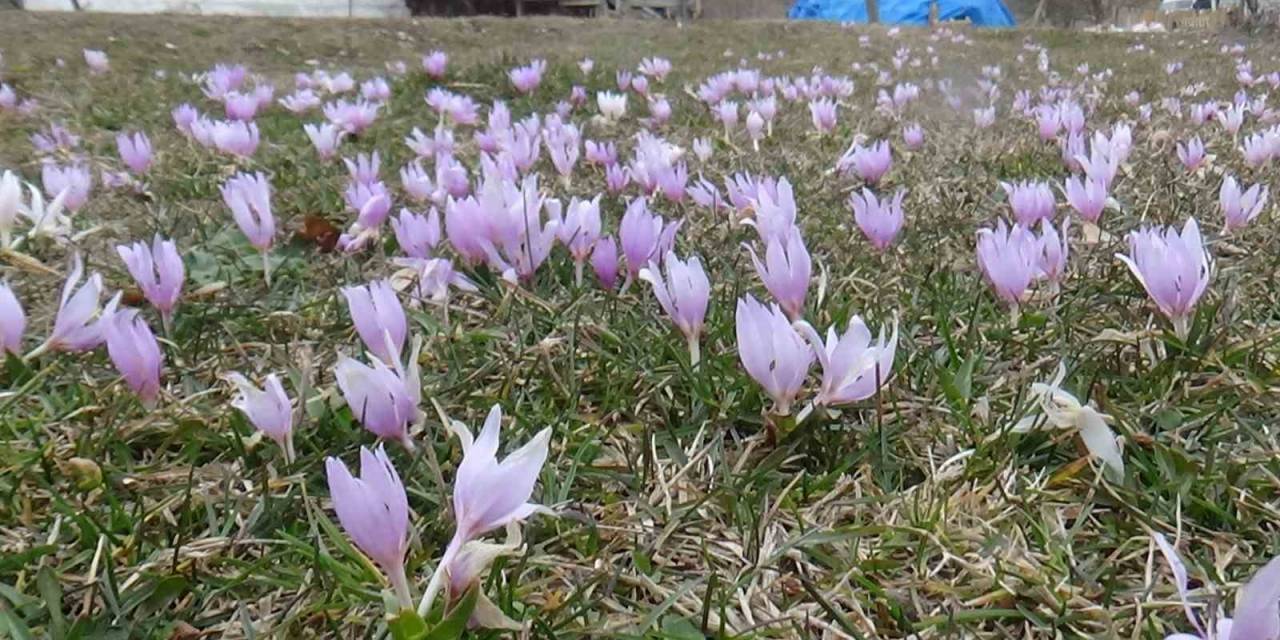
[221,172,276,285]
[116,131,153,175]
[591,235,619,290]
[0,281,25,355]
[639,251,711,364]
[745,228,811,320]
[795,316,897,407]
[341,280,407,364]
[423,50,448,78]
[1116,218,1211,339]
[849,187,906,251]
[736,295,813,416]
[117,235,184,331]
[326,445,412,609]
[102,306,164,407]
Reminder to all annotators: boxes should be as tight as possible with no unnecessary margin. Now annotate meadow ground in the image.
[2,12,1280,640]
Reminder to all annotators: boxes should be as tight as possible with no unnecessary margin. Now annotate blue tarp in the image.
[788,0,1016,26]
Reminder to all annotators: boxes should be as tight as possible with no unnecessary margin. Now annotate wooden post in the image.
[866,0,879,23]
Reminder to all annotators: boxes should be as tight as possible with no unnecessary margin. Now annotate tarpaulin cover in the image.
[788,0,1016,26]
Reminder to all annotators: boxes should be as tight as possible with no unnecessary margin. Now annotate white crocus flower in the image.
[1013,362,1124,482]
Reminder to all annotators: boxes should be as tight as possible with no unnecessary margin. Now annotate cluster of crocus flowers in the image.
[1011,362,1123,482]
[1115,218,1212,340]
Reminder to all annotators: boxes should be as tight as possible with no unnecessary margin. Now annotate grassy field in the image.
[2,12,1280,639]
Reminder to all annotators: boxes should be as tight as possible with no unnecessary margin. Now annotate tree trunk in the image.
[1032,0,1048,24]
[867,0,879,23]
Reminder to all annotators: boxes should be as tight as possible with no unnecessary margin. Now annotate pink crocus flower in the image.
[745,228,811,321]
[29,255,110,356]
[1064,175,1107,224]
[509,59,547,94]
[342,279,407,364]
[416,404,551,617]
[639,251,712,365]
[1116,218,1212,339]
[83,49,109,74]
[324,99,381,135]
[0,281,25,355]
[211,120,260,158]
[423,50,448,78]
[1036,218,1070,293]
[976,219,1040,311]
[1177,137,1207,172]
[618,197,681,287]
[280,89,322,114]
[334,341,421,448]
[117,235,184,332]
[344,151,381,186]
[116,132,153,175]
[102,306,164,407]
[41,162,92,212]
[809,98,838,134]
[1153,533,1280,640]
[849,187,906,250]
[794,316,898,407]
[220,172,276,285]
[1220,175,1268,232]
[1035,105,1061,141]
[556,195,603,285]
[304,122,344,160]
[172,104,199,136]
[326,445,413,609]
[735,295,814,416]
[584,140,617,166]
[902,123,925,150]
[227,371,295,462]
[605,164,629,194]
[391,207,442,259]
[591,235,620,290]
[360,77,391,103]
[1001,180,1056,225]
[391,257,477,309]
[838,140,892,184]
[223,91,259,121]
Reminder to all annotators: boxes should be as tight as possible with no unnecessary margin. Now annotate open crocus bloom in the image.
[326,445,412,610]
[1115,217,1211,340]
[1154,532,1280,640]
[1013,362,1123,482]
[794,316,897,407]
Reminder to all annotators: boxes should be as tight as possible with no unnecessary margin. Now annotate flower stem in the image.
[388,561,413,612]
[416,536,462,617]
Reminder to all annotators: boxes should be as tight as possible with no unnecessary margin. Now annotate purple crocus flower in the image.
[280,89,322,114]
[902,123,925,150]
[1036,218,1069,293]
[838,140,892,184]
[619,197,680,286]
[1064,175,1107,224]
[304,122,344,160]
[605,164,629,194]
[342,279,408,363]
[584,140,617,166]
[1035,105,1061,141]
[211,120,260,157]
[592,235,620,290]
[172,104,199,136]
[344,151,381,186]
[976,219,1040,311]
[326,445,413,609]
[849,187,906,251]
[423,50,448,78]
[794,316,898,407]
[509,59,547,94]
[361,77,391,103]
[0,170,16,249]
[639,251,711,364]
[745,228,811,321]
[1177,137,1207,172]
[344,180,393,230]
[83,49,109,74]
[1116,218,1212,339]
[221,172,275,252]
[1220,175,1268,232]
[735,295,814,416]
[1001,180,1056,226]
[227,371,295,462]
[334,342,420,448]
[117,235,184,331]
[31,255,110,356]
[1154,532,1280,640]
[0,281,25,355]
[41,162,92,212]
[557,195,603,284]
[391,208,442,259]
[101,306,164,407]
[809,98,838,134]
[116,132,153,175]
[222,91,259,121]
[324,99,381,135]
[415,404,551,617]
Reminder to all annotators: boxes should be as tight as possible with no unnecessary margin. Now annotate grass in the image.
[2,11,1280,639]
